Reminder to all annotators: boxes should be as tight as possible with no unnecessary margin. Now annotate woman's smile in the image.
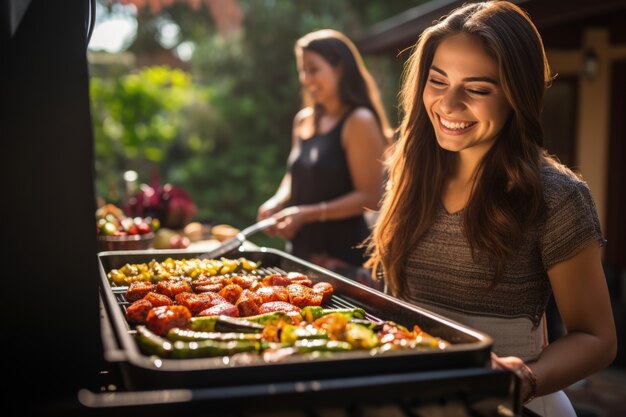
[437,114,477,134]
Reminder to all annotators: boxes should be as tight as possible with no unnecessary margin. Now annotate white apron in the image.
[418,304,577,416]
[525,390,577,417]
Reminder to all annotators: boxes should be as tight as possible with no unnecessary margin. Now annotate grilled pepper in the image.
[413,332,449,350]
[190,315,264,333]
[349,318,377,329]
[166,328,263,342]
[301,306,366,322]
[241,311,292,326]
[294,339,352,353]
[239,257,258,271]
[170,339,260,359]
[135,325,173,357]
[280,324,328,344]
[344,322,379,349]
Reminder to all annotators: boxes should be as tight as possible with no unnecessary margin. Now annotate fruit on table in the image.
[153,228,177,249]
[96,203,159,236]
[96,203,124,220]
[169,234,190,249]
[100,221,119,236]
[152,228,189,249]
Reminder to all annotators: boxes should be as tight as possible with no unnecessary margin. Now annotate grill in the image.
[90,246,525,416]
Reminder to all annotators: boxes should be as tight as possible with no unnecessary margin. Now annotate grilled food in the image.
[108,256,450,361]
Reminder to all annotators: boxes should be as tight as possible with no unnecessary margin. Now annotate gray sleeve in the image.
[540,181,605,269]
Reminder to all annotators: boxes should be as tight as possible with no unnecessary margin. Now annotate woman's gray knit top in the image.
[402,163,604,357]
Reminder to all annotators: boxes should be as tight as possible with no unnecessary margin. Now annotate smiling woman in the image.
[257,29,393,280]
[365,2,616,416]
[422,33,513,214]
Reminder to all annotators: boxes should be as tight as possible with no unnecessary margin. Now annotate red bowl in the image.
[97,232,155,252]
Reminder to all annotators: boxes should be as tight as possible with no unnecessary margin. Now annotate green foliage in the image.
[90,66,211,202]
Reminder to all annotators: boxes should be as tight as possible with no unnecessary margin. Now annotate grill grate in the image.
[110,266,382,324]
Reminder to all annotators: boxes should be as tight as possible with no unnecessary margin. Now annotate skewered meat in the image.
[286,272,313,287]
[191,275,228,290]
[191,275,228,291]
[261,274,291,287]
[195,283,224,293]
[125,281,156,302]
[255,286,289,304]
[218,284,243,304]
[235,289,260,316]
[261,273,313,288]
[144,291,173,307]
[146,305,192,336]
[231,275,259,290]
[175,292,227,315]
[313,282,334,304]
[156,279,192,299]
[286,284,323,308]
[197,302,239,317]
[126,299,153,324]
[258,301,301,314]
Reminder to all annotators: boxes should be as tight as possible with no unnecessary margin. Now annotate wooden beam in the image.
[356,0,626,55]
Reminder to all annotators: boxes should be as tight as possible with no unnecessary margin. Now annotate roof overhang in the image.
[356,0,626,56]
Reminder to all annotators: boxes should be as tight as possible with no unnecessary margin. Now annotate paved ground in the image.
[565,366,626,417]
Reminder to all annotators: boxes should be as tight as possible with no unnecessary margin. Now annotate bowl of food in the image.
[97,232,155,252]
[96,203,158,251]
[211,224,240,242]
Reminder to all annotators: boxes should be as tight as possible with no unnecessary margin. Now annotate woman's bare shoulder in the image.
[292,107,315,142]
[294,107,314,125]
[343,106,385,145]
[345,106,377,125]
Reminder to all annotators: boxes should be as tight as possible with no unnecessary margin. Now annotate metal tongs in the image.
[199,207,298,260]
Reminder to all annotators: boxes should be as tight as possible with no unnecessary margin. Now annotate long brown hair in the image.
[295,29,393,142]
[365,1,553,296]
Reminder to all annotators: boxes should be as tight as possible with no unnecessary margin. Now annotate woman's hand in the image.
[269,204,326,240]
[491,352,537,404]
[257,201,286,237]
[273,206,306,240]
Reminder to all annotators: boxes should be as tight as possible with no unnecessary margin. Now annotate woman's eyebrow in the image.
[430,65,498,85]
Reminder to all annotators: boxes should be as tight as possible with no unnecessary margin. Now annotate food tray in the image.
[98,247,493,390]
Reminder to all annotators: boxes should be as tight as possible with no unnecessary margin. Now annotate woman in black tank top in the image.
[257,29,392,280]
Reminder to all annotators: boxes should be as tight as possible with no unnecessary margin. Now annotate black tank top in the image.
[287,110,369,266]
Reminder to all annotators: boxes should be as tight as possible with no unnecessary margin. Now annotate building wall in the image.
[547,28,626,233]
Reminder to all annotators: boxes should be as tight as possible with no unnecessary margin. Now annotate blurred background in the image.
[88,0,408,248]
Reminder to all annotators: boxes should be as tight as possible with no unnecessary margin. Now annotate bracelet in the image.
[319,201,327,222]
[516,363,538,404]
